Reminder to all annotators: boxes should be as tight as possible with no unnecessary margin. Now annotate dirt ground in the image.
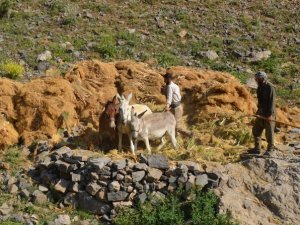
[0,60,299,149]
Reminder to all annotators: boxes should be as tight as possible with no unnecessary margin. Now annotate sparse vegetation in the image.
[113,190,238,225]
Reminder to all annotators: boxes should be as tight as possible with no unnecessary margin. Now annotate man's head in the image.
[255,71,267,85]
[164,73,173,85]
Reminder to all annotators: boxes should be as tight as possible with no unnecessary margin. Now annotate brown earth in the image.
[0,60,299,149]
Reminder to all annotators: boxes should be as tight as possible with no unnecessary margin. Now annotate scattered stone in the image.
[9,184,18,193]
[201,50,219,60]
[0,203,13,215]
[107,191,129,202]
[147,154,169,169]
[37,61,50,71]
[20,189,31,199]
[196,174,208,188]
[178,30,188,38]
[116,174,124,181]
[86,182,101,196]
[38,185,49,192]
[276,144,294,152]
[37,50,52,61]
[147,167,163,182]
[54,215,71,225]
[186,175,196,191]
[124,175,133,183]
[0,161,10,170]
[54,179,70,193]
[108,181,121,192]
[247,50,271,62]
[33,190,48,204]
[132,171,145,182]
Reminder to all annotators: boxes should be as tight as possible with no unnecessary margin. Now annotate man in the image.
[250,71,276,156]
[163,73,184,133]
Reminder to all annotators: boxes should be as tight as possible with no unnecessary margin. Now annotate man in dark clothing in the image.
[250,71,276,156]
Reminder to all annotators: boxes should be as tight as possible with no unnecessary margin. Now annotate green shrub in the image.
[95,34,117,59]
[0,61,25,79]
[156,52,179,67]
[0,0,14,18]
[113,190,238,225]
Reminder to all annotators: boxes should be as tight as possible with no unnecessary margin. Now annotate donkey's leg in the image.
[129,134,135,155]
[157,137,166,150]
[134,139,138,152]
[118,132,123,152]
[169,127,178,150]
[144,137,151,154]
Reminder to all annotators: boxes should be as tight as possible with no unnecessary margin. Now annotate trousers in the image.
[252,117,275,150]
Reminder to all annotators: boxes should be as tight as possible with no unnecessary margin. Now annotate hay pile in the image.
[0,60,299,149]
[166,67,257,123]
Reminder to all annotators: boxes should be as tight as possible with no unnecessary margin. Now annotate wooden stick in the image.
[250,114,300,129]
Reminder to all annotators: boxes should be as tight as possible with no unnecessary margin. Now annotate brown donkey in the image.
[98,96,120,151]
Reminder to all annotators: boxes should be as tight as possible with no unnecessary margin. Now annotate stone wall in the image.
[30,147,220,221]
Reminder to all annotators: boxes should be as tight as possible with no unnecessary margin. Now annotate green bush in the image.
[0,0,14,18]
[156,52,179,67]
[96,34,117,59]
[113,190,238,225]
[0,61,25,79]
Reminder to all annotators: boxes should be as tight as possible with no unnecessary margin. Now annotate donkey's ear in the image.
[112,95,119,104]
[137,110,148,119]
[127,93,133,102]
[131,106,135,117]
[116,93,122,101]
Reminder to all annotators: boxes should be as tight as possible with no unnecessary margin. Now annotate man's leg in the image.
[251,118,264,153]
[265,120,275,152]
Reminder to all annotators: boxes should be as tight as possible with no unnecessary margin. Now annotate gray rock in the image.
[176,164,189,175]
[108,181,121,192]
[177,161,201,172]
[276,144,294,152]
[86,182,101,196]
[7,176,17,186]
[38,185,49,192]
[70,172,83,182]
[37,50,52,61]
[54,179,70,193]
[18,177,31,190]
[168,183,177,192]
[247,50,271,62]
[0,203,13,215]
[89,157,111,171]
[54,214,71,225]
[72,155,89,162]
[37,61,50,71]
[69,182,80,193]
[169,176,177,183]
[9,184,18,193]
[124,175,133,183]
[33,190,48,204]
[132,171,145,182]
[113,159,127,170]
[90,172,99,180]
[201,50,219,60]
[186,175,196,191]
[55,160,71,173]
[64,192,78,208]
[126,186,134,193]
[112,201,133,209]
[147,167,162,182]
[20,189,31,199]
[156,181,167,190]
[116,174,124,181]
[78,191,111,215]
[134,163,148,171]
[107,191,129,202]
[147,154,169,169]
[196,174,208,188]
[178,174,188,184]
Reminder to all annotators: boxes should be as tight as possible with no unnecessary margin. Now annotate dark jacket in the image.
[257,81,276,117]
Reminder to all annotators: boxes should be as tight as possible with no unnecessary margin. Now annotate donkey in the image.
[130,108,177,154]
[98,95,119,150]
[117,93,152,154]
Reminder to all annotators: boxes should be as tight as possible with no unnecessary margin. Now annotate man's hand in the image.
[266,115,272,122]
[163,105,170,112]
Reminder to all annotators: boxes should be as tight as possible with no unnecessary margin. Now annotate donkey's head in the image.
[104,95,120,129]
[130,107,148,139]
[117,93,132,125]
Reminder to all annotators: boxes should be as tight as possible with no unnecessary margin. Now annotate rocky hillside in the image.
[0,0,299,105]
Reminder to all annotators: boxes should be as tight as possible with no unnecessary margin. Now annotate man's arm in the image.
[266,85,275,120]
[164,85,173,111]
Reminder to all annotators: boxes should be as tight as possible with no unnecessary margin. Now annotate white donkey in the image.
[117,93,152,154]
[130,108,177,154]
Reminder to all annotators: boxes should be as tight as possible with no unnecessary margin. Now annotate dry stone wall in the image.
[31,147,220,221]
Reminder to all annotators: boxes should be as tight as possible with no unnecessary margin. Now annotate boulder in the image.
[113,159,127,170]
[132,171,145,182]
[86,182,101,196]
[147,167,163,182]
[89,157,111,171]
[54,215,71,225]
[108,181,121,192]
[107,191,129,202]
[195,174,208,188]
